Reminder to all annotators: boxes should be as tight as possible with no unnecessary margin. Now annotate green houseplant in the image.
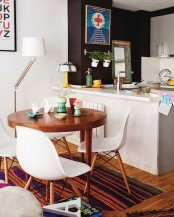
[102,52,113,67]
[89,51,103,67]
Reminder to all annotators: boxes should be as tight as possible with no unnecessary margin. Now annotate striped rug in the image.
[0,164,162,211]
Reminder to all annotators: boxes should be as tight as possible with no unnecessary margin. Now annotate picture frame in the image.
[0,0,16,51]
[85,5,111,45]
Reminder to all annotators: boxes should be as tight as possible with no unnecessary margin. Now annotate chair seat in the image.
[45,132,74,139]
[59,157,90,177]
[78,136,119,153]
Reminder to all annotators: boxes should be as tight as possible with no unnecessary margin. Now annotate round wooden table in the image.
[8,107,107,196]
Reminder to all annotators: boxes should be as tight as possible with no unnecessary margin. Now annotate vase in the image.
[57,97,67,113]
[74,107,81,116]
[103,60,110,67]
[91,59,99,67]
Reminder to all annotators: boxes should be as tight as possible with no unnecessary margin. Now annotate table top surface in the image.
[8,107,107,132]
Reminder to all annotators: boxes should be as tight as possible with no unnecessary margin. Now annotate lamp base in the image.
[64,71,70,88]
[64,84,71,88]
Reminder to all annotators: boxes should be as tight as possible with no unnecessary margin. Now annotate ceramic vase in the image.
[103,60,110,67]
[91,59,99,67]
[57,97,67,113]
[74,107,81,116]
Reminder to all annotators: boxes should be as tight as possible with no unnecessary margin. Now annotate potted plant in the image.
[102,52,113,67]
[89,51,103,67]
[73,99,83,116]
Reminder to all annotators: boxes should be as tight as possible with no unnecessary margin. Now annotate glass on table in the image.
[69,98,76,114]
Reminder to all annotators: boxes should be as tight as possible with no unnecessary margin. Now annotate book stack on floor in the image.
[43,196,102,217]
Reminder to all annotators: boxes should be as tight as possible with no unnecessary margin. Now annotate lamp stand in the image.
[14,57,36,112]
[64,71,70,88]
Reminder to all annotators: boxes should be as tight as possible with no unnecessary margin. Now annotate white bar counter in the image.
[60,85,174,176]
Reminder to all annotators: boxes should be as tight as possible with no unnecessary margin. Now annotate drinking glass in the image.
[69,98,76,114]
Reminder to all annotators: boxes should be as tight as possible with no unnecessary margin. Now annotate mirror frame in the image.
[112,40,132,82]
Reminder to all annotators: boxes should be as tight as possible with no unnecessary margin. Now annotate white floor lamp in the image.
[14,37,46,112]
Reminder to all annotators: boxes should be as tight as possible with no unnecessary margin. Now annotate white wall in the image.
[141,57,160,83]
[160,57,174,76]
[0,0,67,133]
[141,57,174,83]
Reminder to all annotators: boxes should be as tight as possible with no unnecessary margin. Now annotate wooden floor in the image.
[57,142,174,217]
[4,141,174,217]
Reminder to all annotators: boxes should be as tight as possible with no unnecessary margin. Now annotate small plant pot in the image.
[103,60,110,67]
[91,59,99,67]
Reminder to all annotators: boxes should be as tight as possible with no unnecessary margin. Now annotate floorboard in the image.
[3,141,174,217]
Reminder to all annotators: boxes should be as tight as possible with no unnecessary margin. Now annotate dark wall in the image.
[68,1,152,84]
[112,8,150,82]
[68,0,113,85]
[68,0,82,85]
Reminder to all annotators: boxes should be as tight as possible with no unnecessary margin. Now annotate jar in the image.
[74,107,81,116]
[57,97,67,113]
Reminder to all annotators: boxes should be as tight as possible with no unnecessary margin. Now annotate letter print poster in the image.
[0,0,16,51]
[85,5,111,45]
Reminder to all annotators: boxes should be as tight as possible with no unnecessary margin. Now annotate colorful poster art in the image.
[85,5,111,45]
[0,0,16,51]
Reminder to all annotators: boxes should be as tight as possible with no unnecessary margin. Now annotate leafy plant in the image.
[102,52,113,61]
[89,51,103,60]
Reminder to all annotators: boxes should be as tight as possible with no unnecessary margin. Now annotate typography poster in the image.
[85,5,111,45]
[0,0,16,51]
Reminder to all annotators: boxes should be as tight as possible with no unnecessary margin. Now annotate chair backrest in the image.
[41,97,59,108]
[16,126,67,180]
[115,106,132,150]
[82,101,104,139]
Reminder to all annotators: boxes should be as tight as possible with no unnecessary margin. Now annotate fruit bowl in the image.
[55,113,67,120]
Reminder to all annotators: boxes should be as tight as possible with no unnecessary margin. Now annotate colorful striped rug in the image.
[0,164,162,211]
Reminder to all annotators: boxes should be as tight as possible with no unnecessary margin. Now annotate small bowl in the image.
[55,113,66,120]
[147,81,160,89]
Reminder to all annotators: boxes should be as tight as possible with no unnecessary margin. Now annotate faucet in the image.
[117,71,126,94]
[117,71,134,94]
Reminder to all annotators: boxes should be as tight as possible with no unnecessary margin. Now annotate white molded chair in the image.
[42,97,75,158]
[78,107,132,194]
[0,118,16,183]
[16,126,90,204]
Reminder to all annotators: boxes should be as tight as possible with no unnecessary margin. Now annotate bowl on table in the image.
[55,113,67,120]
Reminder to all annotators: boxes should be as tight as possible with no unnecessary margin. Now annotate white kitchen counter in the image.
[53,85,174,175]
[70,85,160,102]
[53,84,161,102]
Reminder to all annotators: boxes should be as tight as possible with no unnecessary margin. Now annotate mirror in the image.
[112,40,132,82]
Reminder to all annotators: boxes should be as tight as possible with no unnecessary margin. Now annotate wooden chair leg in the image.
[116,150,131,194]
[4,157,8,183]
[46,180,50,202]
[50,181,54,204]
[68,178,81,197]
[84,153,98,193]
[25,176,33,190]
[62,137,72,159]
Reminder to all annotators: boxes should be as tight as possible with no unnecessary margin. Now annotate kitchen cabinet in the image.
[151,13,174,57]
[69,86,174,175]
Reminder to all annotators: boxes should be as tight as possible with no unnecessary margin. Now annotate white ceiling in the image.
[112,0,174,12]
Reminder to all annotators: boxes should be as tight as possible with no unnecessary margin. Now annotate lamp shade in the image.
[57,62,76,72]
[22,37,46,57]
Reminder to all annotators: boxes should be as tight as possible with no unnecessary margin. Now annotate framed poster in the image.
[0,0,16,51]
[85,5,111,45]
